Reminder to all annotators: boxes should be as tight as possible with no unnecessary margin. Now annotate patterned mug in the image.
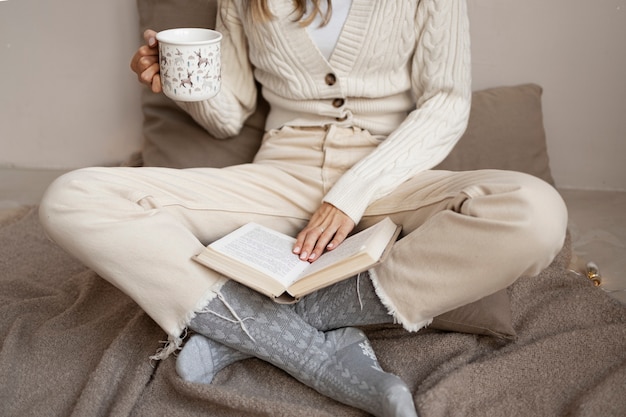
[156,28,222,102]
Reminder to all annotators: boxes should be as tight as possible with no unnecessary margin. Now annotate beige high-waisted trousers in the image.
[39,125,568,352]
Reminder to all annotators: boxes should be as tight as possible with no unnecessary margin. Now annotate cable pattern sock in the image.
[177,272,394,385]
[294,272,394,331]
[176,334,250,384]
[189,280,417,417]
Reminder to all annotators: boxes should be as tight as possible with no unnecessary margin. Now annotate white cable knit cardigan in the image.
[178,0,472,224]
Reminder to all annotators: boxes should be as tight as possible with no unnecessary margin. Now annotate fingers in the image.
[293,203,355,262]
[130,29,162,92]
[151,73,162,93]
[294,226,331,262]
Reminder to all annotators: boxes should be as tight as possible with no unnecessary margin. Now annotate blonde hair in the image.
[247,0,333,26]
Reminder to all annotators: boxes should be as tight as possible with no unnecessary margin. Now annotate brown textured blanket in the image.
[1,207,625,417]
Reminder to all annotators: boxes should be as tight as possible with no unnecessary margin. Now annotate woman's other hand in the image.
[293,202,355,262]
[130,29,162,93]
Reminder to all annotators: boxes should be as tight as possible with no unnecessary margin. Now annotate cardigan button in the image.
[336,115,348,122]
[332,98,345,108]
[325,73,337,86]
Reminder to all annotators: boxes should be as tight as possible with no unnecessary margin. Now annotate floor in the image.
[1,167,625,304]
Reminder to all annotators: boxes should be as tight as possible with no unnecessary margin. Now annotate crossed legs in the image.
[39,158,566,416]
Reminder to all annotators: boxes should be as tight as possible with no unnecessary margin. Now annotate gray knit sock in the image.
[188,280,417,417]
[294,272,394,331]
[177,272,393,384]
[176,334,250,384]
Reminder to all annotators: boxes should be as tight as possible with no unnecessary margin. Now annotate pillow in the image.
[135,0,519,338]
[429,289,515,339]
[435,83,554,185]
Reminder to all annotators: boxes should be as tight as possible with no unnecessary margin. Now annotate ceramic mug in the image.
[156,28,222,102]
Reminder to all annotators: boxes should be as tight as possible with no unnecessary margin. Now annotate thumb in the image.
[144,29,158,48]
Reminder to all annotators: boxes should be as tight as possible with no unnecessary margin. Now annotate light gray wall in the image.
[468,0,626,190]
[1,0,625,190]
[0,0,142,168]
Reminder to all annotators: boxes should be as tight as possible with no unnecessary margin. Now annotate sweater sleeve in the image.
[323,0,472,224]
[175,1,257,139]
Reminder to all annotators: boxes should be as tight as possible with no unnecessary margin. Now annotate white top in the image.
[178,0,472,224]
[305,0,353,60]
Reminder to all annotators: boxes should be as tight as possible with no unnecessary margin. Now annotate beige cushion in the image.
[436,83,554,185]
[135,0,546,338]
[430,289,515,338]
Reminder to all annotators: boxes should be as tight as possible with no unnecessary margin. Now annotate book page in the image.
[210,224,309,287]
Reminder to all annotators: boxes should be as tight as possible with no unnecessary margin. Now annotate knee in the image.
[39,168,101,236]
[464,171,567,274]
[40,168,94,210]
[507,173,568,272]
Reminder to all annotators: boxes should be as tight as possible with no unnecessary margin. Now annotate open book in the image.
[193,217,400,303]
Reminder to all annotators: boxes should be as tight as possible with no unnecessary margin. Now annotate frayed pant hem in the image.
[368,268,433,333]
[150,276,230,361]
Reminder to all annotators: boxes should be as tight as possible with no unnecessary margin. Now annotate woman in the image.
[39,1,567,416]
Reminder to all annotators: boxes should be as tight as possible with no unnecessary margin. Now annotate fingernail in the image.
[308,253,317,261]
[293,246,300,254]
[149,37,156,47]
[327,243,334,249]
[300,252,308,260]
